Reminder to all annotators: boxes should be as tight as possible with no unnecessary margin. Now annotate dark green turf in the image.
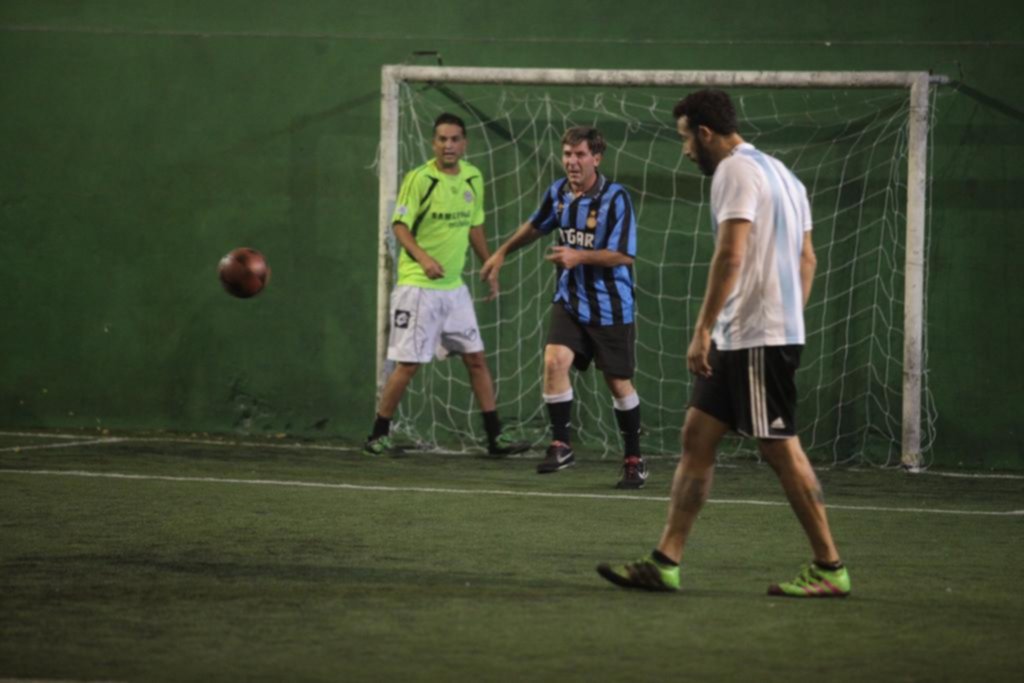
[1,433,1022,682]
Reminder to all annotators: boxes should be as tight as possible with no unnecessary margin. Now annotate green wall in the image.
[2,1,1022,468]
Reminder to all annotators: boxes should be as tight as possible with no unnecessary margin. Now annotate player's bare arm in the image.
[479,220,544,282]
[468,225,499,300]
[544,247,633,270]
[687,218,751,377]
[800,231,817,308]
[393,222,445,279]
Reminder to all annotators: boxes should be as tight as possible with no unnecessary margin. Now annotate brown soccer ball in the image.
[218,247,270,298]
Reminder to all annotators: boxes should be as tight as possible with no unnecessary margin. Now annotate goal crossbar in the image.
[377,66,947,468]
[382,65,949,89]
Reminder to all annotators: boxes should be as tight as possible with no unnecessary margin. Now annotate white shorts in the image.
[387,284,484,363]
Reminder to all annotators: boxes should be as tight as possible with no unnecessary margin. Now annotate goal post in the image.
[376,66,948,467]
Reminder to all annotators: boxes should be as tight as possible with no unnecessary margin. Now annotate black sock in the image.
[651,549,678,567]
[547,400,572,443]
[482,410,502,444]
[614,406,641,457]
[814,559,844,571]
[371,414,391,439]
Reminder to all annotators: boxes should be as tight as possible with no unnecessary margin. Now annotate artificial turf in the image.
[1,432,1022,682]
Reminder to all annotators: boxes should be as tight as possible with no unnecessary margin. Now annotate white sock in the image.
[543,388,574,404]
[613,392,639,411]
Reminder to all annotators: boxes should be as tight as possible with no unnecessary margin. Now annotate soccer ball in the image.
[218,247,270,298]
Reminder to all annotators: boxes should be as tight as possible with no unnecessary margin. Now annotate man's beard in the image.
[693,137,717,177]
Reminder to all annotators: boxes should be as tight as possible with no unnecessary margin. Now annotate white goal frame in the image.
[376,65,948,469]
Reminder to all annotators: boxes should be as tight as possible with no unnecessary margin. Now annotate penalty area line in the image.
[1,468,1021,517]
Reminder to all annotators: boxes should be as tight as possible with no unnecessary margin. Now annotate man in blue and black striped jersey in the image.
[481,126,646,488]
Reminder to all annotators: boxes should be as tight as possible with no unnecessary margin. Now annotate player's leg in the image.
[441,286,528,456]
[537,343,577,472]
[461,351,496,412]
[365,362,419,455]
[658,407,730,560]
[597,342,733,591]
[760,437,839,563]
[593,321,644,488]
[365,286,440,455]
[536,304,592,473]
[377,362,420,416]
[603,375,645,488]
[747,344,849,597]
[595,407,728,591]
[760,437,850,597]
[542,342,574,448]
[543,343,575,396]
[460,351,530,455]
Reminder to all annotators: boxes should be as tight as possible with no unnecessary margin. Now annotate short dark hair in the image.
[433,112,467,136]
[672,89,738,136]
[561,126,606,156]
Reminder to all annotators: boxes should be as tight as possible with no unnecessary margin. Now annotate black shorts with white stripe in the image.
[689,342,802,439]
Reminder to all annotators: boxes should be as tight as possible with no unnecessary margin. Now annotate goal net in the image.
[376,67,943,468]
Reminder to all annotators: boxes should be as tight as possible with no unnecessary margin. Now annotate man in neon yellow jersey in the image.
[365,113,528,458]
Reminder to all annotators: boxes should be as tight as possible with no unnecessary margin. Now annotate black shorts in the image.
[689,343,802,439]
[546,303,636,379]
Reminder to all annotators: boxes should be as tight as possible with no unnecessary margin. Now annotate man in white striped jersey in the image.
[598,89,851,598]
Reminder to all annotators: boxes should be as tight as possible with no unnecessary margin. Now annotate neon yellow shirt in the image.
[392,159,485,290]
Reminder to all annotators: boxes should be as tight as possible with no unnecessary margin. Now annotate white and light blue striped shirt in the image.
[710,143,812,350]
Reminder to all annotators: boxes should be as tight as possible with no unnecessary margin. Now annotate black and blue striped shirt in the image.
[529,174,638,326]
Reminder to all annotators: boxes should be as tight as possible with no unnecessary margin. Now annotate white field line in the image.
[0,434,359,454]
[907,470,1024,480]
[115,436,363,454]
[2,431,1023,480]
[0,679,127,683]
[0,431,114,440]
[1,468,1021,517]
[0,438,127,452]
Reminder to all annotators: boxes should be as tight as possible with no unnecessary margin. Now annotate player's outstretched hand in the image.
[687,328,713,377]
[480,253,504,286]
[483,267,500,301]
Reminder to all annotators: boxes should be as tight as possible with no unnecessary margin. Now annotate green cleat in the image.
[363,435,393,457]
[596,555,680,592]
[487,432,531,456]
[768,562,851,598]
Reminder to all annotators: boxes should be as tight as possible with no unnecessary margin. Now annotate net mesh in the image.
[384,81,938,466]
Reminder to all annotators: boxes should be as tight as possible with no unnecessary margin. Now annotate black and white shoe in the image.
[537,440,575,474]
[616,456,648,489]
